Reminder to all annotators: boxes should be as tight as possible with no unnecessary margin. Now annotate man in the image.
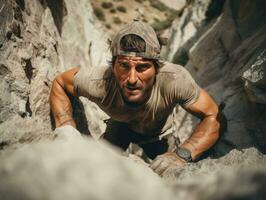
[50,20,220,176]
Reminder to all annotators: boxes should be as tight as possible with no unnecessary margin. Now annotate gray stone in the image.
[242,50,266,104]
[0,136,175,200]
[0,115,54,150]
[162,148,266,200]
[0,0,110,143]
[0,134,265,200]
[162,0,212,63]
[165,0,266,155]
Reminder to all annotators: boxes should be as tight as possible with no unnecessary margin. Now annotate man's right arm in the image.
[49,67,80,128]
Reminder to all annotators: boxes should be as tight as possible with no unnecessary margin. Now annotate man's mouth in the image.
[124,86,141,93]
[126,86,139,90]
[125,83,141,89]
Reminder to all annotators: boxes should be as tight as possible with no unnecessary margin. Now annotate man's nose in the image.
[128,68,137,85]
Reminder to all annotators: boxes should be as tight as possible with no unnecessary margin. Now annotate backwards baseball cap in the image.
[110,19,161,59]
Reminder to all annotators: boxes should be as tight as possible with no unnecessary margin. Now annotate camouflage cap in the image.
[110,19,161,59]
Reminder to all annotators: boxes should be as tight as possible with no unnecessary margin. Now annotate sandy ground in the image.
[91,0,179,36]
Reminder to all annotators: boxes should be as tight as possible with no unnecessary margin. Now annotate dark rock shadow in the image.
[49,95,90,136]
[43,0,68,35]
[69,95,91,136]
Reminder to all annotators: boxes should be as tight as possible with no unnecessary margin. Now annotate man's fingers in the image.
[155,161,169,176]
[54,125,81,140]
[150,156,173,176]
[150,158,163,171]
[150,153,187,176]
[162,165,179,177]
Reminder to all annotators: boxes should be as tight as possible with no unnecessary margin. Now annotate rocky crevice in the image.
[45,0,67,35]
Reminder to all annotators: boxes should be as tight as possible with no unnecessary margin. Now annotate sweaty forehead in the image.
[117,55,151,63]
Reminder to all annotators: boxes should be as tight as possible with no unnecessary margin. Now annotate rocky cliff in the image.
[0,0,109,147]
[163,0,266,157]
[0,0,266,199]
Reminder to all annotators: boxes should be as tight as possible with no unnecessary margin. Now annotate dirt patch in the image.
[91,0,180,36]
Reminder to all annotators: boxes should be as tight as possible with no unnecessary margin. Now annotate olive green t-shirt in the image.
[74,62,200,136]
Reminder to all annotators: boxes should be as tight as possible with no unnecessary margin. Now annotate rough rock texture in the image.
[164,148,266,200]
[161,0,217,62]
[0,0,109,147]
[1,0,266,199]
[0,132,265,200]
[242,50,266,104]
[0,135,175,200]
[164,0,266,156]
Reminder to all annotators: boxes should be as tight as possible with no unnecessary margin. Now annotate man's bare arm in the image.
[49,67,80,128]
[181,89,220,161]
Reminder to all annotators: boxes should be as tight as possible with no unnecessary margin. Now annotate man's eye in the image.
[136,64,150,72]
[120,63,130,69]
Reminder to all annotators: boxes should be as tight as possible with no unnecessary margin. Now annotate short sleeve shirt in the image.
[74,62,200,136]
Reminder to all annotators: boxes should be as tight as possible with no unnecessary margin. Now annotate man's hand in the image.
[150,152,186,176]
[54,125,82,140]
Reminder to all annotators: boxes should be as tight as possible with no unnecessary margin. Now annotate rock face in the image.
[242,50,266,104]
[0,0,109,147]
[164,148,266,200]
[164,0,266,156]
[161,0,217,62]
[0,132,265,200]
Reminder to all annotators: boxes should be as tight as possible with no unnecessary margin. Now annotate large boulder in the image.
[0,129,265,200]
[0,134,175,200]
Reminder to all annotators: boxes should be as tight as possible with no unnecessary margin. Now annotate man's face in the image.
[113,55,156,105]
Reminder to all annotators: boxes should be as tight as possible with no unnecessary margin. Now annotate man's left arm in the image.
[150,88,220,175]
[181,88,220,161]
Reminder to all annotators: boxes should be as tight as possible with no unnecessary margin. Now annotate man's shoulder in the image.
[158,61,189,78]
[75,64,113,82]
[156,61,198,92]
[83,64,112,80]
[74,64,113,99]
[156,61,200,107]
